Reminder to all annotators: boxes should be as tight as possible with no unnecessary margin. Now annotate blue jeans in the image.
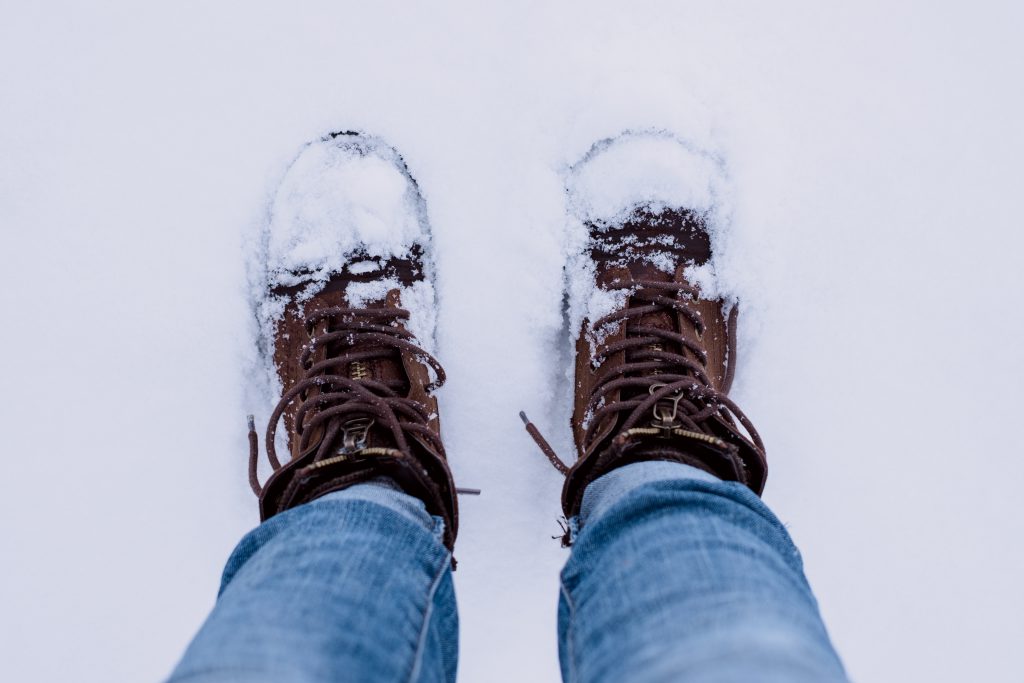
[170,464,847,682]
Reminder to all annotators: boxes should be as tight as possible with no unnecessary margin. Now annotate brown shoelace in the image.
[248,305,446,497]
[523,278,764,472]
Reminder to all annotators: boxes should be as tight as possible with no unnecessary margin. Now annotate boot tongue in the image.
[622,257,709,402]
[626,260,679,351]
[615,206,711,351]
[331,288,409,452]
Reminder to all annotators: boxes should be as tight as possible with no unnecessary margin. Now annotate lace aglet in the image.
[456,487,482,496]
[519,410,571,475]
[247,414,261,496]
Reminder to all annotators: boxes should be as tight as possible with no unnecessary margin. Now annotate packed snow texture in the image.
[564,132,732,346]
[267,134,429,287]
[251,134,440,430]
[566,131,723,225]
[2,3,1023,683]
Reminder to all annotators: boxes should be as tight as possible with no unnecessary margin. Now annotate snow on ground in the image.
[1,2,1022,681]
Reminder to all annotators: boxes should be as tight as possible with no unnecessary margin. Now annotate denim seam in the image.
[405,548,451,683]
[559,576,580,683]
[167,665,291,682]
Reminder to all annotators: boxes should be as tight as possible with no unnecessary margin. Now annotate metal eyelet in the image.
[339,417,375,454]
[649,383,684,428]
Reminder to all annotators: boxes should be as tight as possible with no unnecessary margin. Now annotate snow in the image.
[2,2,1023,683]
[566,131,722,225]
[267,134,429,287]
[250,134,441,423]
[342,278,439,356]
[564,133,732,344]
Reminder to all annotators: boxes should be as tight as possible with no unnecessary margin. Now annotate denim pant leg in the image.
[169,482,458,683]
[558,461,848,683]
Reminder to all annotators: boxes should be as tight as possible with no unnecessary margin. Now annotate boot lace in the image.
[522,278,764,472]
[248,305,446,496]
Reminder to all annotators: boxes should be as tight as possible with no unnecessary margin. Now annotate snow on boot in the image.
[525,131,767,521]
[248,132,459,550]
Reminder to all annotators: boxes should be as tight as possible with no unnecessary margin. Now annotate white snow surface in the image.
[2,3,1023,683]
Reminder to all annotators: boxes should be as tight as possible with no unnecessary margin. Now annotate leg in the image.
[170,133,464,681]
[558,462,847,683]
[170,482,457,683]
[519,132,848,682]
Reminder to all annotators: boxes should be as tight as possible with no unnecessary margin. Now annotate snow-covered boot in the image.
[526,132,768,521]
[248,132,459,550]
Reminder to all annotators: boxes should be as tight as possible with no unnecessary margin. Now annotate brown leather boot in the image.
[525,133,767,521]
[247,132,459,550]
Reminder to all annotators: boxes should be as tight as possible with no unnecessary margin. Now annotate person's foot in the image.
[248,132,458,549]
[551,132,768,519]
